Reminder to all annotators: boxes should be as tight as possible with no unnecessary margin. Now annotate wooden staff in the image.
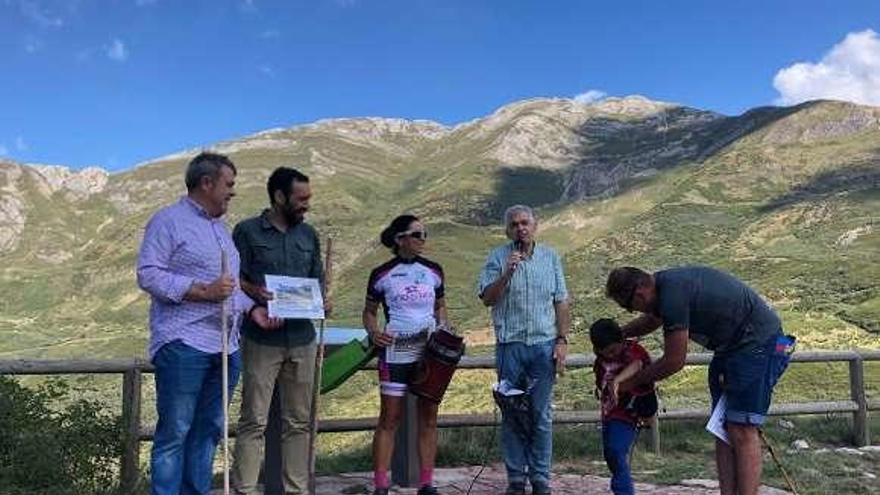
[308,236,332,493]
[759,428,800,494]
[220,250,231,495]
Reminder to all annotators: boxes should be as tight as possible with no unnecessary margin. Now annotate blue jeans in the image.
[151,341,241,495]
[602,420,637,495]
[496,340,555,487]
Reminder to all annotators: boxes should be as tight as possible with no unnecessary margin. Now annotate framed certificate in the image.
[264,275,325,320]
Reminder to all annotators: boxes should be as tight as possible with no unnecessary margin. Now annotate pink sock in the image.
[374,470,390,490]
[419,467,433,487]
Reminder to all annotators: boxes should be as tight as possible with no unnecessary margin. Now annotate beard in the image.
[282,201,306,225]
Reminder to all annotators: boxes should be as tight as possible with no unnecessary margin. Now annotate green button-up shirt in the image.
[233,210,323,347]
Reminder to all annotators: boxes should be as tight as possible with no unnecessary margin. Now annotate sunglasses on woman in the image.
[396,230,428,240]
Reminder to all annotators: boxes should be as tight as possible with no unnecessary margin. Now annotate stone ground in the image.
[215,465,792,494]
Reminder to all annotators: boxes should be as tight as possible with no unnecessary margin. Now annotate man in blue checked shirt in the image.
[478,204,571,495]
[137,152,279,495]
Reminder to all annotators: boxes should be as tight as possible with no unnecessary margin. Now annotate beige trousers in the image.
[232,337,317,495]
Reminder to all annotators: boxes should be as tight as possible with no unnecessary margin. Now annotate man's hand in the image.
[253,286,274,304]
[553,340,567,376]
[504,251,524,276]
[241,279,273,305]
[199,275,235,302]
[250,306,283,331]
[620,328,688,393]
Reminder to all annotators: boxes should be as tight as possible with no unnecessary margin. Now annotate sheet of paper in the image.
[706,393,729,445]
[493,379,525,396]
[383,319,434,364]
[264,275,324,320]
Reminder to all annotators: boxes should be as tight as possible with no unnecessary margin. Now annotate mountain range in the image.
[1,95,878,359]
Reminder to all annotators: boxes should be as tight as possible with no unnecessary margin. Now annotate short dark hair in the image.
[380,214,419,254]
[185,152,236,191]
[605,266,652,308]
[589,318,623,350]
[267,167,309,205]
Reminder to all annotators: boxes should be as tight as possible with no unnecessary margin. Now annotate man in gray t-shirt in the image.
[653,266,781,354]
[605,265,793,495]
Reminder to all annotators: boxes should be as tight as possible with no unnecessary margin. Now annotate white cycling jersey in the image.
[366,256,445,363]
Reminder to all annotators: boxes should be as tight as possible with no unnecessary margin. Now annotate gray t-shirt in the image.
[655,266,781,353]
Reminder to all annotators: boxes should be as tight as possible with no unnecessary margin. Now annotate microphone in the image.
[515,240,531,260]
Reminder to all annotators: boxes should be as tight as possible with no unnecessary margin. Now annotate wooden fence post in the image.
[849,357,869,446]
[643,416,660,455]
[121,366,143,491]
[391,392,419,487]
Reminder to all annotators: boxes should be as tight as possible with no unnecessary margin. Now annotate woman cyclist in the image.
[363,214,448,495]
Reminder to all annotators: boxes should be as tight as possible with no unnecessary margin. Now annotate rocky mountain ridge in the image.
[1,95,878,359]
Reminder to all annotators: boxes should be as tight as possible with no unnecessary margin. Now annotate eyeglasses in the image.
[396,230,428,240]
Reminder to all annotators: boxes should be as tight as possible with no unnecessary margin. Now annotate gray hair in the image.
[184,151,237,191]
[503,204,536,238]
[503,204,536,225]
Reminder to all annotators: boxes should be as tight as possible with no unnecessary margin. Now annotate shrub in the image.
[0,375,122,495]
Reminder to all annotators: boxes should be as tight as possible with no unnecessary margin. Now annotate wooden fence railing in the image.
[2,350,878,492]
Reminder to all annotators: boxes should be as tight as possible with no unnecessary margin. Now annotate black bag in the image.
[625,389,658,419]
[493,379,534,442]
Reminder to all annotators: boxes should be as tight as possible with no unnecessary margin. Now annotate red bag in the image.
[411,329,465,403]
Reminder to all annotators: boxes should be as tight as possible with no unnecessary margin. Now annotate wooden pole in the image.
[120,366,142,491]
[849,357,869,446]
[308,237,332,493]
[220,250,231,495]
[759,429,799,494]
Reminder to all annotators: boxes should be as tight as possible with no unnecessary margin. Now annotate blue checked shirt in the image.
[477,242,568,345]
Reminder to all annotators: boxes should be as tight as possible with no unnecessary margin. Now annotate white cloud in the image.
[573,89,607,104]
[106,38,128,62]
[773,29,880,106]
[18,0,64,28]
[15,136,27,152]
[23,35,42,53]
[259,65,275,77]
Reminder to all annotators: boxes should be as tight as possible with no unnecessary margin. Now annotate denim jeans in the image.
[602,420,637,495]
[708,332,793,425]
[496,340,555,487]
[151,340,241,495]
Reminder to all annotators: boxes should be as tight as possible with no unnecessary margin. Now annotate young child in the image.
[590,318,653,495]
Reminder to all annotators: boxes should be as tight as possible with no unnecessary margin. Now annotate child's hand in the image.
[609,381,621,404]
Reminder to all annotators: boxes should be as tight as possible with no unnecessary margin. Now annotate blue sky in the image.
[1,0,878,171]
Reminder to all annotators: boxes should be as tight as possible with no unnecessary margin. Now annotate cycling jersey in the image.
[366,256,444,364]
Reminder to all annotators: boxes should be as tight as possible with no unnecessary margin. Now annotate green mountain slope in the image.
[1,96,878,359]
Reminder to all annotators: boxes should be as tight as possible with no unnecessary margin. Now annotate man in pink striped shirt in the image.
[137,152,278,495]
